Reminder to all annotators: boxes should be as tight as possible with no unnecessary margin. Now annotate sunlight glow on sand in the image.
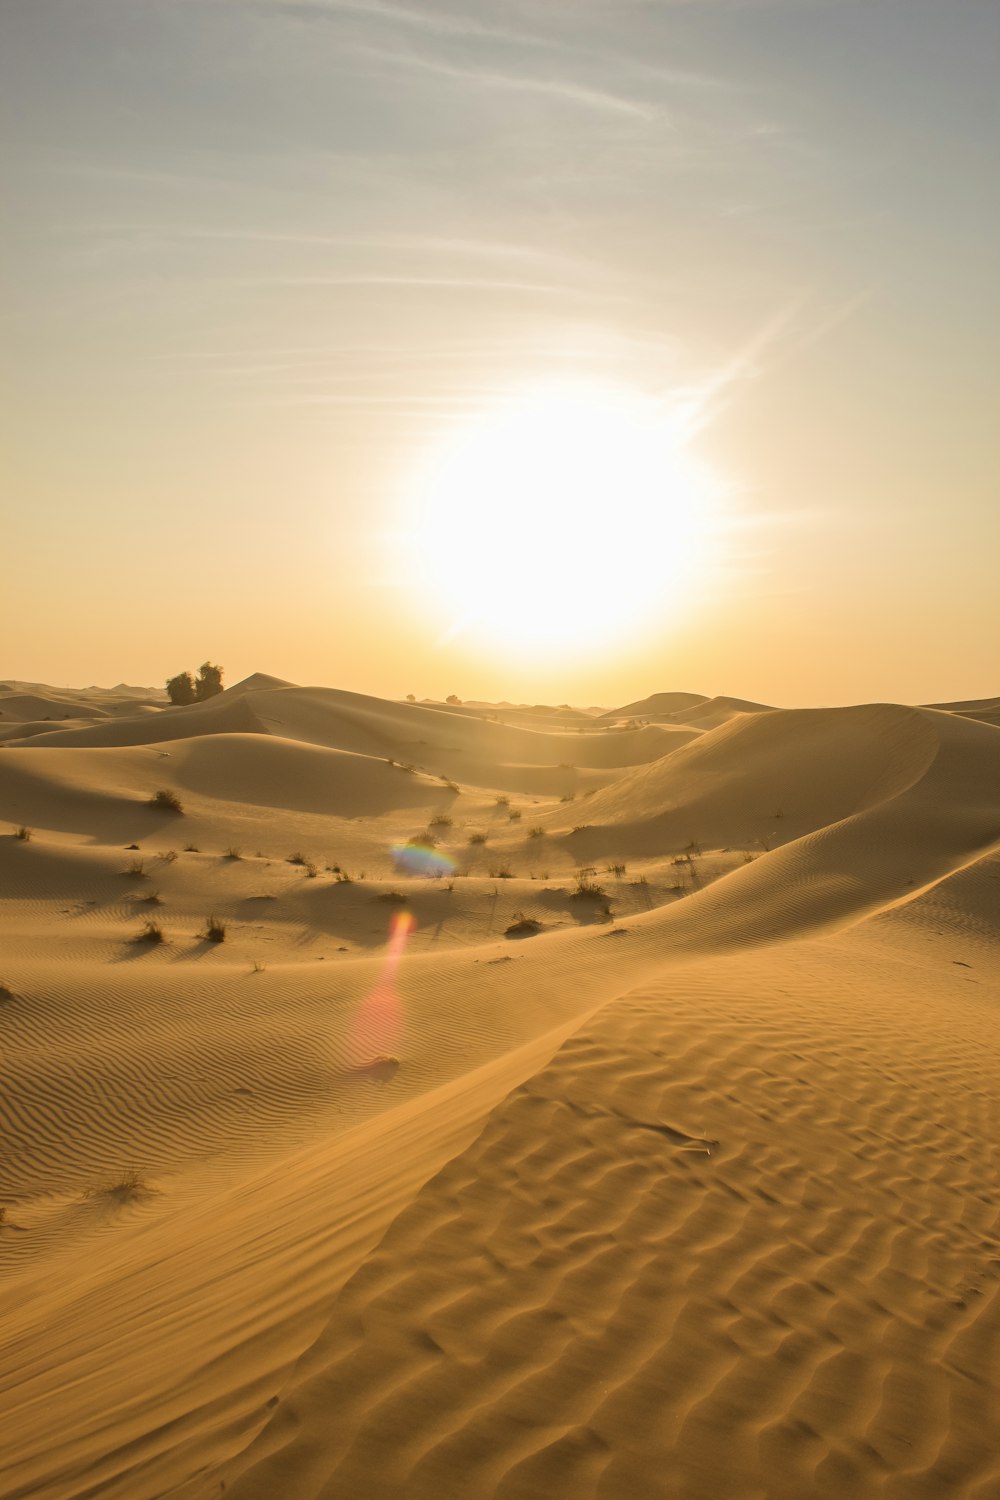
[396,380,725,657]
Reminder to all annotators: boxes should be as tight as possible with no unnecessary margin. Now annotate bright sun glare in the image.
[398,381,722,655]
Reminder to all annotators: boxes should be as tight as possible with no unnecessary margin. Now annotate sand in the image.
[1,678,998,1499]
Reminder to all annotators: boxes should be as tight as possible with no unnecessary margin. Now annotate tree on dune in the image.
[194,662,224,701]
[166,671,196,705]
[165,662,224,704]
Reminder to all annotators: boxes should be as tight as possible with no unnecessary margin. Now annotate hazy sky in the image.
[3,0,998,707]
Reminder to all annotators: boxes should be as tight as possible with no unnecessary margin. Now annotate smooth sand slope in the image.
[1,681,998,1499]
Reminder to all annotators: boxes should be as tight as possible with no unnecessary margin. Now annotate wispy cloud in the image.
[350,43,660,120]
[78,225,596,274]
[231,273,627,299]
[248,0,553,50]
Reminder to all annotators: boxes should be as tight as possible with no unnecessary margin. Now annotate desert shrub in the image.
[571,873,607,900]
[508,808,522,821]
[429,814,453,828]
[442,778,460,793]
[88,1169,153,1202]
[125,858,146,878]
[203,916,226,942]
[495,795,510,808]
[149,789,183,814]
[251,959,266,973]
[287,852,308,865]
[560,792,575,803]
[505,912,541,937]
[468,831,488,845]
[377,890,408,903]
[157,849,178,863]
[446,694,461,705]
[489,864,514,879]
[183,842,200,852]
[14,825,31,841]
[224,846,242,860]
[528,825,544,838]
[135,919,164,943]
[606,863,627,877]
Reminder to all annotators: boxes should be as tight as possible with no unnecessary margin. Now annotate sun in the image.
[395,380,722,655]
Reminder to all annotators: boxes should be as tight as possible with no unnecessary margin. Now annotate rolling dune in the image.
[1,681,998,1500]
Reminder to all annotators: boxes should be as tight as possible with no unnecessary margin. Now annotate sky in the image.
[2,0,998,708]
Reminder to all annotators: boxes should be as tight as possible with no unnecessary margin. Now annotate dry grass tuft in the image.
[149,789,183,813]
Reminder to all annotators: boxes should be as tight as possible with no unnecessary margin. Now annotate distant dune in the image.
[1,679,999,1500]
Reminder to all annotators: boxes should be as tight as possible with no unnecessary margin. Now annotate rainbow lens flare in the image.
[391,841,456,878]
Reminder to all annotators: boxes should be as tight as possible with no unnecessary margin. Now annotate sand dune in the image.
[1,680,998,1499]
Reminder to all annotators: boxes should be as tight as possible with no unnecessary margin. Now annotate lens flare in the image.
[391,841,456,877]
[348,908,415,1068]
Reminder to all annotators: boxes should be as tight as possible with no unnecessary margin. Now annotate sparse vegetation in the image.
[429,814,453,828]
[334,869,353,883]
[125,858,146,878]
[139,891,162,905]
[14,824,32,841]
[203,916,226,942]
[183,842,200,852]
[287,851,309,865]
[149,789,183,813]
[606,863,627,877]
[528,825,545,838]
[495,795,510,808]
[88,1169,154,1202]
[251,959,266,973]
[572,872,607,900]
[157,849,178,863]
[377,890,408,903]
[560,792,576,803]
[508,808,521,821]
[135,919,164,943]
[489,864,514,879]
[224,846,242,860]
[505,912,541,937]
[468,831,488,845]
